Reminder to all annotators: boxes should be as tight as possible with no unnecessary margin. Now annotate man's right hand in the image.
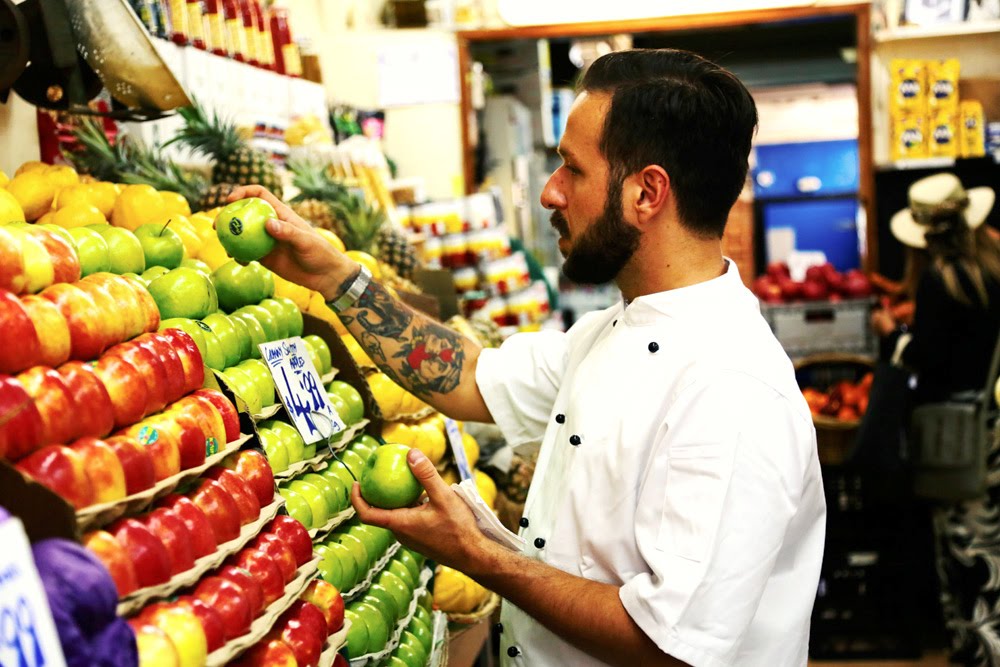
[225,185,356,301]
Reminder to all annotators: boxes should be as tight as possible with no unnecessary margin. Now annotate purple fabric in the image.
[90,618,138,667]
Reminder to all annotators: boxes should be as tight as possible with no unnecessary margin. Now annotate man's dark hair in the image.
[581,49,758,238]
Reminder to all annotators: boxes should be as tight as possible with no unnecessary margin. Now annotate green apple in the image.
[228,314,253,362]
[230,310,266,359]
[147,267,218,320]
[413,600,433,625]
[256,298,290,339]
[339,449,366,480]
[318,547,345,589]
[258,427,288,473]
[36,223,74,246]
[302,441,317,461]
[397,631,428,667]
[279,486,313,528]
[352,601,389,655]
[141,265,170,284]
[261,420,305,463]
[377,570,413,612]
[68,227,110,276]
[334,533,372,576]
[350,434,380,462]
[366,583,401,626]
[386,561,417,592]
[234,305,280,342]
[262,269,275,298]
[383,658,409,667]
[329,380,364,425]
[304,335,332,374]
[320,462,356,498]
[287,479,330,527]
[399,547,426,570]
[323,541,360,590]
[338,532,378,573]
[361,593,395,630]
[203,313,242,368]
[135,222,184,269]
[344,609,369,660]
[221,366,262,414]
[309,471,349,513]
[301,472,347,514]
[407,615,433,655]
[214,197,277,263]
[306,345,325,378]
[180,257,212,277]
[272,296,303,336]
[359,444,421,510]
[159,317,209,357]
[395,548,422,583]
[237,358,275,407]
[326,393,351,435]
[213,260,272,312]
[87,223,145,274]
[199,326,226,371]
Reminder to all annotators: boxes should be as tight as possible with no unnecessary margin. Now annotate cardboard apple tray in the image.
[206,555,322,667]
[428,609,450,667]
[76,432,253,533]
[274,418,372,482]
[318,618,352,667]
[350,566,435,667]
[116,493,285,617]
[310,506,357,542]
[343,541,402,603]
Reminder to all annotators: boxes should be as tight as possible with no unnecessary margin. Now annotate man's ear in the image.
[632,165,670,224]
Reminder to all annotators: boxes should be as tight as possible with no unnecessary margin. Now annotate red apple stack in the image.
[0,290,42,373]
[752,261,873,305]
[15,444,94,509]
[0,374,45,459]
[0,227,28,294]
[82,530,140,596]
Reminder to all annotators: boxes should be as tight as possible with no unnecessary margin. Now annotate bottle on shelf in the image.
[250,0,275,71]
[238,0,261,67]
[203,0,228,56]
[223,0,247,62]
[167,0,190,45]
[186,0,207,50]
[269,6,301,77]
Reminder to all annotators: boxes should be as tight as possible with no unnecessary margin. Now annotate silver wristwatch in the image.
[327,265,372,313]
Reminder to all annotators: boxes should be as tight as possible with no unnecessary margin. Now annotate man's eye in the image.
[564,164,580,175]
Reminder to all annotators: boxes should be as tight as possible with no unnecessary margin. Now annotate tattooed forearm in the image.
[392,323,465,397]
[360,331,388,365]
[354,282,413,337]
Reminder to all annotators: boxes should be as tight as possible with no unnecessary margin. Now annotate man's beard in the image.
[554,178,641,285]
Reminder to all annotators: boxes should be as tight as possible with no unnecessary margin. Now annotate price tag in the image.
[443,418,473,482]
[260,337,344,445]
[0,518,67,667]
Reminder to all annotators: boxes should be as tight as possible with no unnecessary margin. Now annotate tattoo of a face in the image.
[394,326,464,396]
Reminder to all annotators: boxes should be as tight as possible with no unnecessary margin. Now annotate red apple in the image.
[157,329,205,395]
[75,279,127,354]
[826,271,845,295]
[187,478,242,544]
[168,411,208,471]
[234,638,298,667]
[158,494,218,558]
[27,226,81,284]
[15,444,93,508]
[142,508,196,575]
[93,353,149,428]
[248,533,298,584]
[105,435,156,495]
[766,261,791,281]
[109,517,172,587]
[58,361,115,438]
[302,580,345,633]
[332,655,348,667]
[20,294,71,368]
[804,265,827,285]
[69,437,126,503]
[801,279,829,301]
[0,290,42,373]
[230,548,285,607]
[106,340,169,415]
[191,389,240,443]
[204,467,261,524]
[39,282,106,361]
[193,576,254,641]
[274,603,324,666]
[81,273,146,339]
[843,270,872,299]
[120,418,181,481]
[120,273,161,334]
[264,516,312,567]
[0,227,28,294]
[174,595,227,653]
[777,277,802,302]
[16,366,78,445]
[172,395,226,454]
[83,529,139,596]
[0,374,45,459]
[135,332,186,405]
[218,565,265,617]
[222,450,275,507]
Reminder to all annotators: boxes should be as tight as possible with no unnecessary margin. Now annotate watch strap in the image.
[327,265,372,313]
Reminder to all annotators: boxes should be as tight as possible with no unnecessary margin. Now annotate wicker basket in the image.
[795,353,875,465]
[445,591,501,626]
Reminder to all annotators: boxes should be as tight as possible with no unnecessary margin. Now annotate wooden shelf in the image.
[874,20,1000,43]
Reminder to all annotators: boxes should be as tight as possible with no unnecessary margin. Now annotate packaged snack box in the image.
[959,100,986,158]
[890,59,926,114]
[928,110,959,158]
[892,114,928,161]
[927,59,961,113]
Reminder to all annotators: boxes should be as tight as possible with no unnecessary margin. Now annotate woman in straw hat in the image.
[873,172,1000,664]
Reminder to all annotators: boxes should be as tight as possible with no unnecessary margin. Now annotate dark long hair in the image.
[580,49,758,239]
[921,212,1000,306]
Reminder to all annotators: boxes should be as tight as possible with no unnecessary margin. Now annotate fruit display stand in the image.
[349,566,434,666]
[760,298,878,359]
[796,354,875,465]
[318,618,352,666]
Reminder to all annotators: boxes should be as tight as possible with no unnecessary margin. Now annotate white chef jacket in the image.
[475,260,826,667]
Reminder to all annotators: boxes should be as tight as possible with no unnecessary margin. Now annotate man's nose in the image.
[540,171,567,210]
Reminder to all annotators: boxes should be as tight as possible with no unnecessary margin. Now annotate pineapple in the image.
[169,103,283,197]
[64,117,131,182]
[376,225,421,280]
[289,159,348,230]
[198,183,239,211]
[291,198,336,230]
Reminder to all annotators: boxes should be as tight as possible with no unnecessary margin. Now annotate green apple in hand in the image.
[360,444,422,509]
[68,227,110,276]
[214,197,277,263]
[147,267,218,319]
[180,257,212,277]
[87,224,145,274]
[135,222,184,269]
[213,260,273,313]
[202,313,242,368]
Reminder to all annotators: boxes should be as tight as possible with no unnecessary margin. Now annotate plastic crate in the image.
[761,298,876,359]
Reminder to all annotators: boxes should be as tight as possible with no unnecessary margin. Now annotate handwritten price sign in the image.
[444,418,473,482]
[260,337,344,445]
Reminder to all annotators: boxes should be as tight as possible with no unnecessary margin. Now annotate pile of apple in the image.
[276,434,379,531]
[802,372,874,423]
[125,514,316,665]
[752,261,874,305]
[82,449,275,597]
[234,579,347,667]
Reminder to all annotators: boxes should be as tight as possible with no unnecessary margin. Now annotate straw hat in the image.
[890,173,995,249]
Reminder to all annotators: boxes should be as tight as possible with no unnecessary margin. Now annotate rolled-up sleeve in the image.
[619,372,817,666]
[475,330,568,452]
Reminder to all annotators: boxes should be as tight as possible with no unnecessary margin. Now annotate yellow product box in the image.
[892,114,928,161]
[928,111,959,158]
[926,59,961,113]
[960,100,986,158]
[889,59,926,114]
